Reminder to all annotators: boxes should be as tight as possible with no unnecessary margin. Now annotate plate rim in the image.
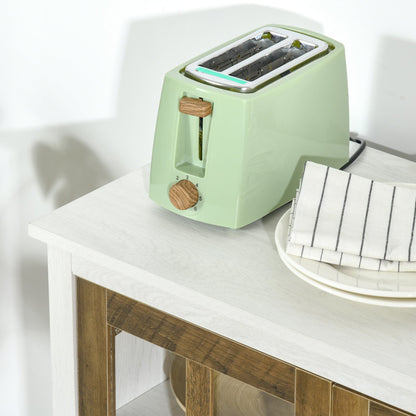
[278,243,416,307]
[275,208,416,301]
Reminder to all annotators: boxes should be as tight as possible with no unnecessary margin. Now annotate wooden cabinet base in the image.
[295,370,331,416]
[76,277,414,416]
[333,386,369,416]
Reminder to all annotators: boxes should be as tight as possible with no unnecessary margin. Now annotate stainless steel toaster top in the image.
[184,26,329,93]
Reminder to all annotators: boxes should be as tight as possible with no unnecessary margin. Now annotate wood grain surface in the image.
[295,369,331,416]
[179,97,212,117]
[370,402,412,416]
[169,179,199,210]
[77,278,114,416]
[107,290,295,402]
[186,360,213,416]
[170,354,294,416]
[333,385,368,416]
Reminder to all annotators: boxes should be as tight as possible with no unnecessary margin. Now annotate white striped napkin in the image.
[286,162,416,271]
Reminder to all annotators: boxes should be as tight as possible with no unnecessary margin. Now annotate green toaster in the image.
[149,25,349,229]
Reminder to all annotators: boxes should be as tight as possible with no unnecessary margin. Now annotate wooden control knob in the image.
[169,180,199,210]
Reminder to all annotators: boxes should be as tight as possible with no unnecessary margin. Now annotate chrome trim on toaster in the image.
[185,27,329,93]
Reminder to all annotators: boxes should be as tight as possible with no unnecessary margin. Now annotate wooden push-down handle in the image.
[179,97,212,117]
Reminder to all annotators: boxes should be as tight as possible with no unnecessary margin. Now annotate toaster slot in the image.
[198,116,203,160]
[230,40,315,81]
[175,97,212,177]
[184,26,329,92]
[200,31,286,72]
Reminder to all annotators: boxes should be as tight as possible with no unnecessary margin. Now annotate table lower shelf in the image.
[117,380,183,416]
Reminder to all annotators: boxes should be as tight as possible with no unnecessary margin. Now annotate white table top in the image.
[29,147,416,413]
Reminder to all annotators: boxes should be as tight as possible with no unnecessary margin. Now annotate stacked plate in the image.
[275,209,416,307]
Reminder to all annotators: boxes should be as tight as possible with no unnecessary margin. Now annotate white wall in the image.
[2,0,416,156]
[1,1,415,415]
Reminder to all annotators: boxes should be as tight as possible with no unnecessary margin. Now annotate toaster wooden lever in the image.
[179,97,212,117]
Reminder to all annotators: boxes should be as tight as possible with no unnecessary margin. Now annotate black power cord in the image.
[341,137,366,170]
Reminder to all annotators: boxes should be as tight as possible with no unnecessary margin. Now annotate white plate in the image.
[275,209,416,307]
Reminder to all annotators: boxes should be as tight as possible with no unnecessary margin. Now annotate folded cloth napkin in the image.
[286,161,416,271]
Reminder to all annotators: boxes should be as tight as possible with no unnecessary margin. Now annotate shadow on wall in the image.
[367,35,416,161]
[33,136,111,207]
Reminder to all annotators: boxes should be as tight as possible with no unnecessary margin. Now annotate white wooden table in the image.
[29,147,416,415]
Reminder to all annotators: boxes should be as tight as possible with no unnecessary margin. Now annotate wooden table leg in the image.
[186,360,213,416]
[77,277,115,416]
[333,385,369,416]
[295,369,331,416]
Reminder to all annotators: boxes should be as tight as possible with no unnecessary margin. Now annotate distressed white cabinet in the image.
[29,147,416,415]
